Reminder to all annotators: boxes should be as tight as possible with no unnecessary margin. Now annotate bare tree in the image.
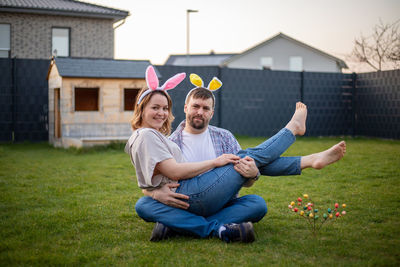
[351,19,400,71]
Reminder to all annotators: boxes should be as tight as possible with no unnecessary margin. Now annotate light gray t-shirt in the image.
[125,128,185,190]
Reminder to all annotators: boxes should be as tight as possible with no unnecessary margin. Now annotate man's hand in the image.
[150,184,190,209]
[234,156,258,178]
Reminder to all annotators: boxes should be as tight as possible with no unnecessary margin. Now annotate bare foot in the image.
[311,141,346,169]
[285,102,307,136]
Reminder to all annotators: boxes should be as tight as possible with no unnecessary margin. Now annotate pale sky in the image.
[83,0,399,70]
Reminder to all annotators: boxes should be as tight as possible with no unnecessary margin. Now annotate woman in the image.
[126,66,346,243]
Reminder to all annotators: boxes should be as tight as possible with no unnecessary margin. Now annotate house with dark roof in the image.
[222,32,348,72]
[0,0,129,59]
[47,57,154,148]
[165,51,236,66]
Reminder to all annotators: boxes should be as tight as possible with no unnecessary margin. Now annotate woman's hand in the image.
[214,154,240,167]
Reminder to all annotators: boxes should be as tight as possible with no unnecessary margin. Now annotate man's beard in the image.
[188,115,206,130]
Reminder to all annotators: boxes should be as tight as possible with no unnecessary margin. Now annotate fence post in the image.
[217,66,222,127]
[351,72,357,137]
[11,57,17,143]
[300,71,304,102]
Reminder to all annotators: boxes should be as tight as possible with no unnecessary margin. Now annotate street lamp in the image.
[186,9,198,65]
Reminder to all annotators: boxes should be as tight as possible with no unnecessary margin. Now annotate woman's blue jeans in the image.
[135,128,300,238]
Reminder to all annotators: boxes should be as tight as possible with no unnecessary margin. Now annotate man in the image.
[140,86,268,242]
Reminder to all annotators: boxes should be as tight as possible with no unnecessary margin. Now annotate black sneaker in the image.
[149,222,173,242]
[220,222,255,243]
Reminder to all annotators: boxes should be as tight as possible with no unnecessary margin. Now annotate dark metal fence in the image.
[0,58,49,142]
[156,66,367,138]
[356,70,400,139]
[0,59,398,142]
[302,72,354,137]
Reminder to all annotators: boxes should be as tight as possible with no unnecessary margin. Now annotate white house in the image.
[222,32,348,72]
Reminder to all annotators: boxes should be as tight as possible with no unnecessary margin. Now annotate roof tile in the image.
[0,0,129,20]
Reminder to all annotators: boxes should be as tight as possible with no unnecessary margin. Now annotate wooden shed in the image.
[47,57,154,148]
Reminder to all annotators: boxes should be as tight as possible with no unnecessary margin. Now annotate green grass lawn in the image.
[1,137,399,266]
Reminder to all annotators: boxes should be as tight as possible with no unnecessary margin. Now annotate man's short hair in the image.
[185,87,215,108]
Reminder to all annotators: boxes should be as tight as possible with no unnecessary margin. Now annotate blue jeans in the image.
[135,128,300,237]
[259,156,301,176]
[135,194,267,238]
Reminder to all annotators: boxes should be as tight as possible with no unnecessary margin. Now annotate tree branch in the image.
[350,19,400,71]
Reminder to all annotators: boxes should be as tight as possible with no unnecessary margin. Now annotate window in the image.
[0,24,10,58]
[75,88,99,111]
[290,56,303,71]
[52,28,70,57]
[124,88,140,111]
[260,57,273,70]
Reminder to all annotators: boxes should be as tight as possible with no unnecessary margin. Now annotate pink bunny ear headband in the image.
[184,73,223,106]
[137,66,186,105]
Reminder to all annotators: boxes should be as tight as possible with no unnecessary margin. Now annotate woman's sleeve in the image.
[131,130,173,187]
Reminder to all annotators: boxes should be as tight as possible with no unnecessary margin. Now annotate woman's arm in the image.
[155,154,240,181]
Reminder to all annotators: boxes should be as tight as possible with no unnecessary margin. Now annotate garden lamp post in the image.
[186,9,198,65]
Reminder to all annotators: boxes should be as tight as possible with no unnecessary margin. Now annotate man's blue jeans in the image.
[135,128,301,237]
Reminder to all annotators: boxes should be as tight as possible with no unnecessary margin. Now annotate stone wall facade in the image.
[0,12,114,59]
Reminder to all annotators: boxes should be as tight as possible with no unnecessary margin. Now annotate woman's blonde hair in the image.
[131,88,175,136]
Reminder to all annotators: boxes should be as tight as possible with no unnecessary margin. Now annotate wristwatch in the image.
[252,171,261,181]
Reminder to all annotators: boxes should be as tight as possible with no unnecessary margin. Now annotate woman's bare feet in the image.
[301,141,347,170]
[285,102,307,136]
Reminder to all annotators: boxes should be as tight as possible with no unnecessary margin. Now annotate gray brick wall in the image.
[0,13,114,59]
